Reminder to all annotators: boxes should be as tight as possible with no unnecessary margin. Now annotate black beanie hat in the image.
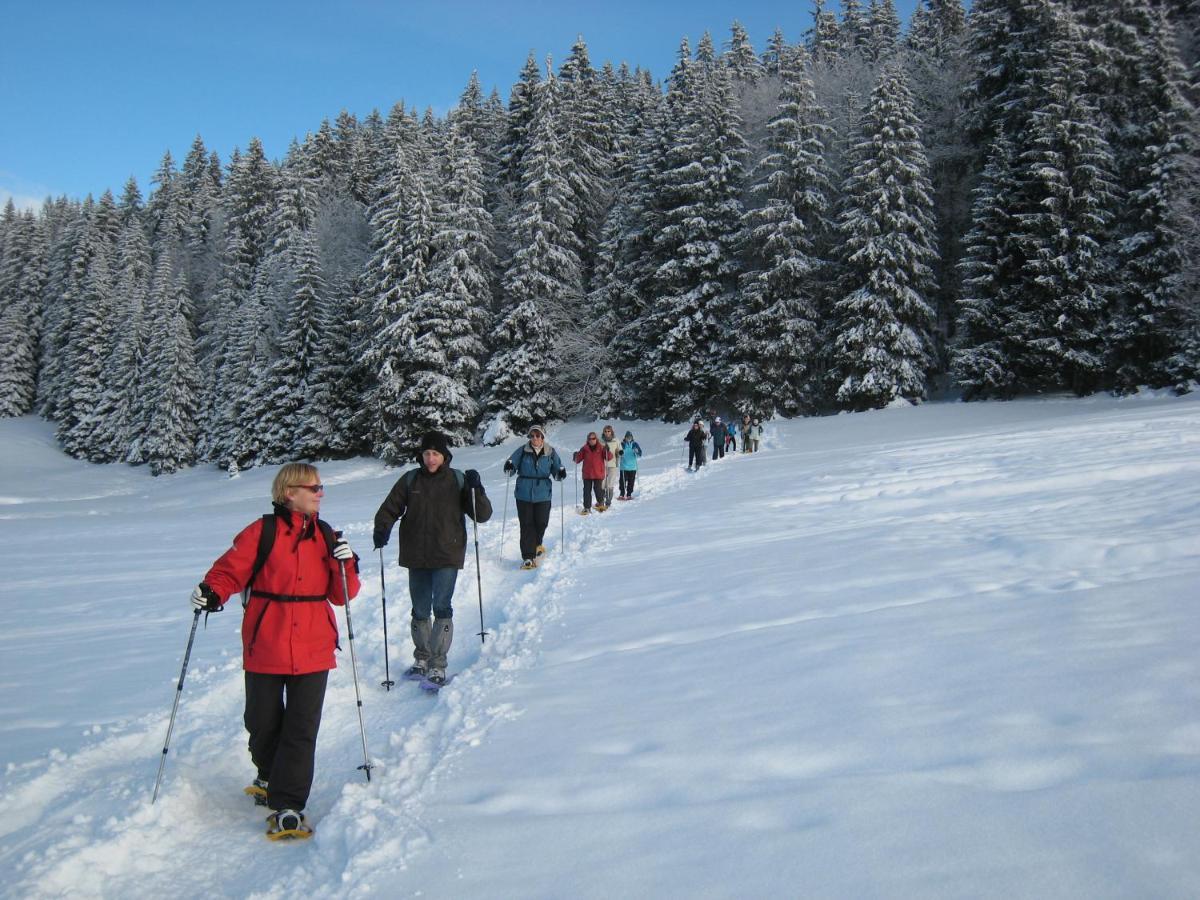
[418,431,453,464]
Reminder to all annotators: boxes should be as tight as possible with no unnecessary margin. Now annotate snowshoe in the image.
[579,508,590,516]
[402,664,427,681]
[595,504,608,512]
[244,778,269,806]
[420,668,454,692]
[618,495,631,501]
[520,559,537,570]
[536,544,546,558]
[266,808,313,841]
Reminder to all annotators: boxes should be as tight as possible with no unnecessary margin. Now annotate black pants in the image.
[688,445,704,468]
[582,478,603,510]
[619,470,636,496]
[516,499,551,561]
[712,441,725,460]
[244,670,328,811]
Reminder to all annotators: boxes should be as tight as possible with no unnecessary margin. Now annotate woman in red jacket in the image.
[572,432,611,514]
[190,462,361,839]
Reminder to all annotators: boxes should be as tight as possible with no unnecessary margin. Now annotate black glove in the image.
[503,460,515,475]
[190,582,222,613]
[554,467,567,482]
[373,528,389,550]
[464,469,482,489]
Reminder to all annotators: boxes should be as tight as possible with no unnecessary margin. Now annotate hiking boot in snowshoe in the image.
[579,508,590,515]
[536,544,546,558]
[244,777,269,806]
[521,559,537,570]
[403,663,427,680]
[266,808,313,841]
[595,504,608,512]
[425,667,447,687]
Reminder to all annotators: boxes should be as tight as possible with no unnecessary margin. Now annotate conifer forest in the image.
[1,0,1197,475]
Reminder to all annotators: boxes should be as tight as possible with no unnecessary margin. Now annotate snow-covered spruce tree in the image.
[558,35,614,284]
[361,137,437,463]
[0,211,47,417]
[725,21,766,84]
[389,124,493,451]
[1000,18,1118,396]
[140,246,199,475]
[56,235,117,457]
[200,138,276,464]
[1070,0,1197,390]
[808,0,842,66]
[35,198,90,420]
[636,35,747,420]
[733,46,834,418]
[252,228,331,463]
[840,0,870,59]
[952,130,1024,397]
[217,264,277,469]
[480,67,579,437]
[178,135,222,306]
[828,64,939,411]
[762,28,788,77]
[866,0,902,63]
[90,201,153,463]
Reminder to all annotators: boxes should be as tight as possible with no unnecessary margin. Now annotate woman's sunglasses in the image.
[296,483,325,494]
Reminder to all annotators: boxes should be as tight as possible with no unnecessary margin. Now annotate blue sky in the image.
[1,1,923,209]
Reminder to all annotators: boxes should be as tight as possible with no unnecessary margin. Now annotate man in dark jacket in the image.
[372,432,492,686]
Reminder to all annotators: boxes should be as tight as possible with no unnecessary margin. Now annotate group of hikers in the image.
[685,413,763,470]
[184,416,759,839]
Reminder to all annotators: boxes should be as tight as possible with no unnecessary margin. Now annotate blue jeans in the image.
[408,567,458,619]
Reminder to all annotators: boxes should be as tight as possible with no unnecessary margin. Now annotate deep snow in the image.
[1,393,1198,898]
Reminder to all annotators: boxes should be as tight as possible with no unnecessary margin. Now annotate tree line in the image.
[0,0,1197,475]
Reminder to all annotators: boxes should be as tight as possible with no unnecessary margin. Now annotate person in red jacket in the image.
[572,432,611,514]
[190,462,361,839]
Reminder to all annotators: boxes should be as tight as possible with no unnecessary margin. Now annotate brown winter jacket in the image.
[373,465,493,569]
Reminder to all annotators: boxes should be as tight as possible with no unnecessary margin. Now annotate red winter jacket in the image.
[572,441,612,480]
[203,510,361,675]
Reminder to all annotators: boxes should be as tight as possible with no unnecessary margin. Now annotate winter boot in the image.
[266,808,313,841]
[430,618,453,671]
[408,617,432,679]
[536,544,546,558]
[425,667,447,687]
[244,777,269,806]
[521,559,537,570]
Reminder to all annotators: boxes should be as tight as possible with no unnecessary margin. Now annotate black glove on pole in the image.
[470,488,489,643]
[336,533,372,781]
[152,607,203,803]
[378,549,394,690]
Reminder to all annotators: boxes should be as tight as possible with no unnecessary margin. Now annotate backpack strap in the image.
[242,514,277,610]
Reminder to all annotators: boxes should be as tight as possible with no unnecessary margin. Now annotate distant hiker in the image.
[711,417,727,460]
[372,431,492,688]
[599,424,621,509]
[503,424,567,569]
[684,420,708,471]
[572,431,610,514]
[725,420,738,454]
[190,462,361,840]
[617,430,642,499]
[748,418,763,452]
[741,414,753,452]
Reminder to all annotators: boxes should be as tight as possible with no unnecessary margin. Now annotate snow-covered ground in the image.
[2,393,1199,899]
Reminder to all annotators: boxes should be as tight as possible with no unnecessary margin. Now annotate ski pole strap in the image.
[249,590,328,603]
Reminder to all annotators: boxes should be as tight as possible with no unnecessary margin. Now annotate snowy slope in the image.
[1,394,1199,898]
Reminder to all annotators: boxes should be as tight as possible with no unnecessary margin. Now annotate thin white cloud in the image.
[0,173,56,211]
[0,188,46,212]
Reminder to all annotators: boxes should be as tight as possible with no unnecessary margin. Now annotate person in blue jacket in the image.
[502,424,567,569]
[617,430,642,499]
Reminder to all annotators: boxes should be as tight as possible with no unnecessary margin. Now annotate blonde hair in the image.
[272,462,321,505]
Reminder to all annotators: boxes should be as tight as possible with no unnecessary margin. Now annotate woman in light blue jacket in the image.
[617,431,642,500]
[502,424,566,568]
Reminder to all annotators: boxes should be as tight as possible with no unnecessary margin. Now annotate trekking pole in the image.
[378,549,395,691]
[470,488,489,643]
[152,607,202,804]
[574,464,579,512]
[559,474,565,546]
[500,473,511,561]
[336,539,372,782]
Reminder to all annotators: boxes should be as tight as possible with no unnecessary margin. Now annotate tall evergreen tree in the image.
[481,67,578,436]
[0,212,47,417]
[829,65,939,411]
